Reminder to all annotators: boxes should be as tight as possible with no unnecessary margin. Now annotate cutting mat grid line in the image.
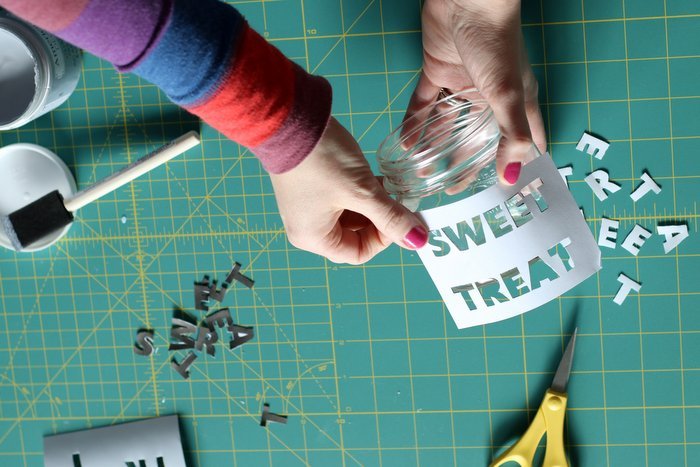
[0,0,698,465]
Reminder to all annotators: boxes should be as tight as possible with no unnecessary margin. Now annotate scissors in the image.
[490,328,577,467]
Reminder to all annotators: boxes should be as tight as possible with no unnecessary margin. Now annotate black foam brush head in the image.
[2,190,74,250]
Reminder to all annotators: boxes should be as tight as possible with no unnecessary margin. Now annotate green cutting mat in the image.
[1,0,699,465]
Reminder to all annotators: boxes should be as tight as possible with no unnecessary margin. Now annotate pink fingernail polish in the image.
[504,162,522,185]
[404,226,428,249]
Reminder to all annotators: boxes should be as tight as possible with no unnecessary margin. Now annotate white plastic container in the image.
[0,11,82,130]
[0,144,77,252]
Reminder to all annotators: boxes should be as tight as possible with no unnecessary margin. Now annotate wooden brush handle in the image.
[63,131,201,212]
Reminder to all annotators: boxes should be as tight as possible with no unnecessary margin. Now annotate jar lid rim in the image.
[377,88,501,198]
[378,88,490,163]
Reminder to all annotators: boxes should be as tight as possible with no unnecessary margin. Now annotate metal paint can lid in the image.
[0,144,76,252]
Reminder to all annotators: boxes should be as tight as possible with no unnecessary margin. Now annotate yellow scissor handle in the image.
[490,389,569,467]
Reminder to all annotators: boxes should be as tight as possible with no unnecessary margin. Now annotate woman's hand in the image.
[409,0,547,184]
[269,117,428,264]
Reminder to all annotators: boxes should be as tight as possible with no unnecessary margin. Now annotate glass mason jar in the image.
[377,88,540,215]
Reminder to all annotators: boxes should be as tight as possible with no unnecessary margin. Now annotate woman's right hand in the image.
[407,0,547,185]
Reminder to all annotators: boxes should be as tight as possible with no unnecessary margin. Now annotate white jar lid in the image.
[0,144,77,252]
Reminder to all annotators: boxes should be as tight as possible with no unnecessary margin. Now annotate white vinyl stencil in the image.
[44,415,186,467]
[417,153,601,329]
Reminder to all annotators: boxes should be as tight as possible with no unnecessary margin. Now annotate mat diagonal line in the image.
[70,218,143,273]
[281,360,335,412]
[107,230,284,425]
[81,227,284,336]
[121,105,223,246]
[8,252,155,424]
[192,348,364,467]
[0,255,61,384]
[55,102,192,277]
[115,84,265,272]
[108,357,171,424]
[244,230,281,271]
[202,197,268,255]
[0,305,118,445]
[139,149,259,275]
[190,365,312,467]
[310,38,344,75]
[215,352,335,435]
[356,71,421,143]
[198,354,342,457]
[74,107,130,190]
[252,289,339,411]
[52,243,153,326]
[138,229,280,316]
[206,198,281,252]
[310,0,376,75]
[0,374,34,411]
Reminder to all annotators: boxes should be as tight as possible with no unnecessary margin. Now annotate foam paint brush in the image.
[1,131,200,251]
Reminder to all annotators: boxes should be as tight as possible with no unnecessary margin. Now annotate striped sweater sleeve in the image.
[0,0,332,174]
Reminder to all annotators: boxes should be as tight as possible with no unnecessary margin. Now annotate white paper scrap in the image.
[621,224,652,256]
[577,132,610,160]
[558,165,573,188]
[598,218,620,249]
[417,153,601,329]
[44,415,186,467]
[584,170,621,201]
[614,273,641,305]
[630,171,662,202]
[657,224,689,254]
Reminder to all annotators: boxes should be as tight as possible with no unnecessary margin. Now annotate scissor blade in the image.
[551,328,577,394]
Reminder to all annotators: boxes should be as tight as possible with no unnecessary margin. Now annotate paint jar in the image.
[0,11,82,130]
[377,88,539,214]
